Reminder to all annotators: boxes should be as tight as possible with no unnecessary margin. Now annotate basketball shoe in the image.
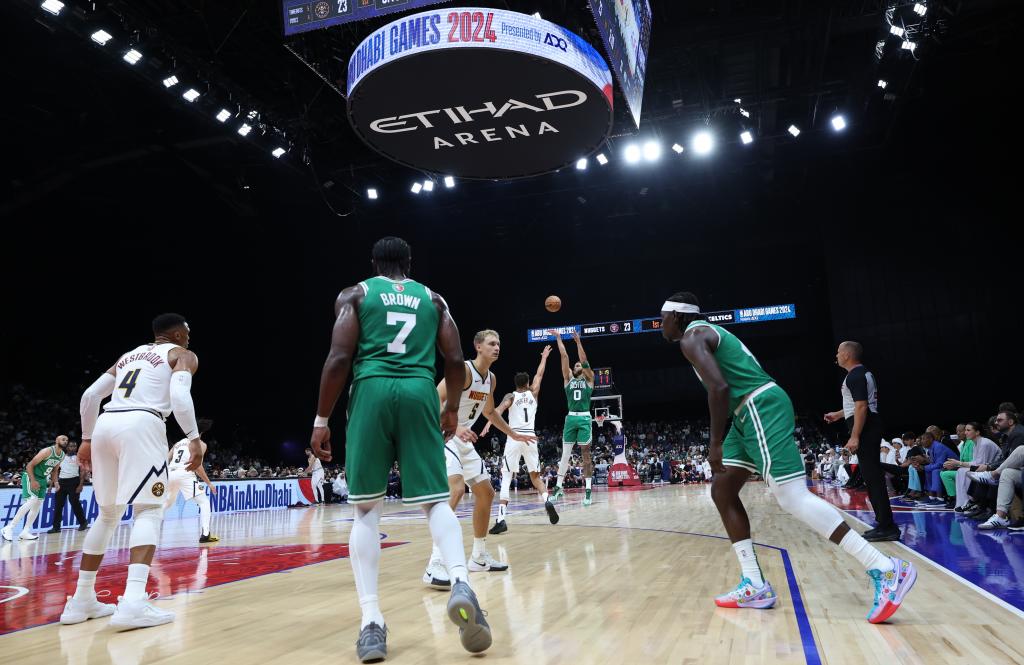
[714,578,778,609]
[866,557,917,624]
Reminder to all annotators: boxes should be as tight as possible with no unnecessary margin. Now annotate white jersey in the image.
[105,342,179,418]
[507,390,538,435]
[456,361,491,428]
[308,456,323,475]
[169,438,193,472]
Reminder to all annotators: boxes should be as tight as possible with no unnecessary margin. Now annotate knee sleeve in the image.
[128,504,164,549]
[82,504,125,555]
[558,444,573,474]
[772,479,844,539]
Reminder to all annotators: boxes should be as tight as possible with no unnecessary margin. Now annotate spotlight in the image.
[733,98,742,104]
[692,131,714,156]
[877,79,888,89]
[40,0,64,16]
[623,144,641,164]
[444,175,455,188]
[671,143,684,154]
[123,49,142,65]
[642,140,662,162]
[423,180,434,192]
[411,182,423,194]
[787,125,801,137]
[216,109,232,122]
[182,88,200,103]
[596,153,608,166]
[367,188,378,200]
[576,158,588,170]
[831,115,847,131]
[271,147,286,158]
[901,40,916,52]
[238,123,252,136]
[91,30,113,46]
[739,108,750,118]
[162,75,179,88]
[890,25,904,38]
[914,3,927,16]
[740,131,753,145]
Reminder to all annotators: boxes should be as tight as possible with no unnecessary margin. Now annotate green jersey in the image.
[565,377,593,413]
[31,446,65,483]
[685,321,775,412]
[353,277,439,382]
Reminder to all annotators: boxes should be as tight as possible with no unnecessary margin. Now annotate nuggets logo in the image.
[468,391,487,400]
[313,1,331,19]
[609,323,620,333]
[392,283,405,292]
[151,482,165,497]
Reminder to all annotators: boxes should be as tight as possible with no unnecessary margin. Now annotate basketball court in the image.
[4,484,1022,664]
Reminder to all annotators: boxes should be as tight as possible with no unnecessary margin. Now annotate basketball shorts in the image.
[91,410,170,507]
[722,383,805,485]
[345,377,449,506]
[563,415,593,445]
[503,439,540,474]
[166,468,205,503]
[21,472,47,500]
[445,435,489,485]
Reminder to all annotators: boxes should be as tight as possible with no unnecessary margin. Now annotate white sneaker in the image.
[469,552,509,572]
[19,532,38,541]
[109,595,175,631]
[979,514,1010,530]
[422,559,451,590]
[967,471,997,485]
[0,526,12,541]
[59,594,116,625]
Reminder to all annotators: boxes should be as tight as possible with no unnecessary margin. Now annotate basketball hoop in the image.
[595,414,606,427]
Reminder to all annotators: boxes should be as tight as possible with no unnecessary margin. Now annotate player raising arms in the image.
[310,237,491,662]
[553,331,596,506]
[660,292,916,623]
[164,418,219,543]
[488,344,559,534]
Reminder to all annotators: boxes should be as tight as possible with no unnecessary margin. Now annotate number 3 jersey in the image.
[168,438,194,473]
[354,276,439,383]
[105,342,179,418]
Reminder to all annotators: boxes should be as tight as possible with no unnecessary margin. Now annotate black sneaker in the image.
[488,520,508,535]
[544,500,560,525]
[862,527,879,538]
[970,509,994,522]
[46,529,61,534]
[199,533,220,543]
[964,506,986,518]
[79,524,88,531]
[356,622,387,663]
[864,526,901,542]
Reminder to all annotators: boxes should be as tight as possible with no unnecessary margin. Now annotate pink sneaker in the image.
[866,557,917,624]
[714,578,777,609]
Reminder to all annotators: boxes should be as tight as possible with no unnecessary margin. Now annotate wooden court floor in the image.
[3,483,1023,664]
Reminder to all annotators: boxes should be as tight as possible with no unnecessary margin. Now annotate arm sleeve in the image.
[80,373,116,440]
[170,371,200,440]
[846,367,869,402]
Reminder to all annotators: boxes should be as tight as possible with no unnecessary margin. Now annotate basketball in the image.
[545,295,562,312]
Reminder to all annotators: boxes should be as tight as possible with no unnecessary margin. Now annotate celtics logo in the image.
[392,283,405,292]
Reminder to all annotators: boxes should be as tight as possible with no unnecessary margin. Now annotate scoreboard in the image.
[282,0,452,36]
[593,367,613,388]
[527,303,796,342]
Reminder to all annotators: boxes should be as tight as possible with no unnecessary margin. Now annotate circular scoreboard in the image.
[347,8,614,179]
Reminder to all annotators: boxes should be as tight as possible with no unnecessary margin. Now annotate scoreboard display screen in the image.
[282,0,452,36]
[593,367,613,388]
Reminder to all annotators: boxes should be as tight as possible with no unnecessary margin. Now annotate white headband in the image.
[661,301,701,314]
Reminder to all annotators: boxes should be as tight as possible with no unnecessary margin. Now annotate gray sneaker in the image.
[446,581,492,653]
[356,622,387,663]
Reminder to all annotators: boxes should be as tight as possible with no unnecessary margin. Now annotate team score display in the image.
[447,11,497,43]
[641,318,662,331]
[594,367,613,388]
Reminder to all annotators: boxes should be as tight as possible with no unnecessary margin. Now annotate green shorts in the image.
[562,414,593,445]
[345,376,450,506]
[722,384,805,485]
[21,472,46,500]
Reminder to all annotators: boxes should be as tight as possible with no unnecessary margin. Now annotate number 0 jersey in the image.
[565,377,593,413]
[354,277,439,383]
[457,361,491,428]
[508,390,538,435]
[105,342,179,418]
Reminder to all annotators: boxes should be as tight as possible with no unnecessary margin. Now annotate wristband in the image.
[581,362,591,369]
[314,415,330,428]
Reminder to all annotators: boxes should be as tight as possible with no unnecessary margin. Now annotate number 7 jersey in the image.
[105,342,178,418]
[353,276,439,382]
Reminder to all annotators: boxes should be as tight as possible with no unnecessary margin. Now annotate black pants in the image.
[967,480,998,509]
[881,463,908,493]
[852,415,894,529]
[52,477,88,528]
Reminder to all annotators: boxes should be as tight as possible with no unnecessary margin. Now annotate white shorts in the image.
[503,440,540,474]
[91,411,169,507]
[166,468,206,502]
[444,436,488,485]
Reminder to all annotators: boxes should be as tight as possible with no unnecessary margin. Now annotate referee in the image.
[824,341,898,542]
[46,440,89,532]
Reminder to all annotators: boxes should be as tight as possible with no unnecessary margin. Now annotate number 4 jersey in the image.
[354,276,439,382]
[105,342,179,419]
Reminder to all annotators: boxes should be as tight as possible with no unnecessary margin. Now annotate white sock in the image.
[541,492,549,502]
[426,502,468,585]
[472,537,487,558]
[732,539,764,588]
[74,569,98,601]
[556,475,564,488]
[124,563,149,601]
[351,502,384,628]
[13,497,42,535]
[430,543,442,564]
[497,504,507,522]
[197,494,212,536]
[585,478,592,490]
[839,531,894,573]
